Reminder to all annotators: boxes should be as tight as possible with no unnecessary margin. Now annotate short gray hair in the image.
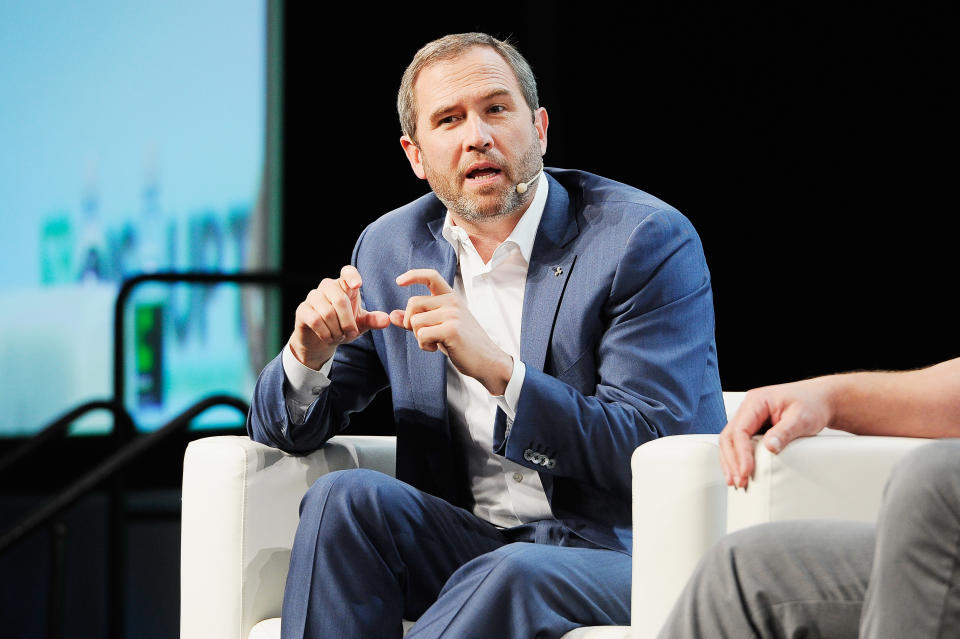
[397,33,539,142]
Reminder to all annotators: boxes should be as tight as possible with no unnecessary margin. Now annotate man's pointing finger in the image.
[395,269,454,295]
[339,265,363,292]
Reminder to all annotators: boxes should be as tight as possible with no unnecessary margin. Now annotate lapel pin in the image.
[553,266,563,277]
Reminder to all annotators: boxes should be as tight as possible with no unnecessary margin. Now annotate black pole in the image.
[47,521,67,639]
[107,472,126,639]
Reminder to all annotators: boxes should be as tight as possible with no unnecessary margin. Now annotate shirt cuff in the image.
[281,342,334,404]
[494,357,525,428]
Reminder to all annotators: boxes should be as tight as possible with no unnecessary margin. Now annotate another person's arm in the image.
[720,357,960,488]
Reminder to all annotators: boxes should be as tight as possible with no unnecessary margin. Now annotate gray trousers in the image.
[658,439,960,638]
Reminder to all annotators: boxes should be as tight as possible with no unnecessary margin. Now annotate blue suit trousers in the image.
[281,469,631,639]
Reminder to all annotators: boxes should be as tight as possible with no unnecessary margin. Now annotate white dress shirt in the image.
[281,178,553,528]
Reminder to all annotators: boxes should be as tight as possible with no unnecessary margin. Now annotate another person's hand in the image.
[391,268,514,395]
[719,378,836,489]
[289,265,390,370]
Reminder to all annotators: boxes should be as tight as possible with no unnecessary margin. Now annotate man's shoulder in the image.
[362,191,445,242]
[547,167,691,232]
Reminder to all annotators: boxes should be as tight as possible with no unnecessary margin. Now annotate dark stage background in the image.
[284,3,957,413]
[1,4,956,638]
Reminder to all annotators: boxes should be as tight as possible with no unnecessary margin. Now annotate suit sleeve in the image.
[495,208,721,498]
[246,229,390,454]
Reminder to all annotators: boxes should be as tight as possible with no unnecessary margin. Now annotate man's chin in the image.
[431,181,524,222]
[452,200,519,223]
[462,189,510,211]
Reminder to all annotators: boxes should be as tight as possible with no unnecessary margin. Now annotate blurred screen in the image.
[0,0,272,435]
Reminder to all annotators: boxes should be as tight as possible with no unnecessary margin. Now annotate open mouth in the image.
[466,165,502,181]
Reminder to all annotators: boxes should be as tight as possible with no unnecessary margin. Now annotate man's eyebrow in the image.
[427,89,514,124]
[478,88,511,102]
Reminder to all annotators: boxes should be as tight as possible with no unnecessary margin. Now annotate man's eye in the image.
[489,105,506,114]
[439,115,460,125]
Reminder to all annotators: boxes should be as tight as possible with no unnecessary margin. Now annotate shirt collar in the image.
[441,174,549,265]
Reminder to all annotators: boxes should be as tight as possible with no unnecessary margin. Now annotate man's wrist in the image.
[808,373,847,430]
[290,342,336,372]
[282,342,334,404]
[482,352,515,396]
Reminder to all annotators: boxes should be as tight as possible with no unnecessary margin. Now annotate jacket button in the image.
[512,472,524,483]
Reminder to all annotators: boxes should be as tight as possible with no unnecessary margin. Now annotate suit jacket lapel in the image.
[406,214,458,424]
[403,178,578,416]
[521,174,580,373]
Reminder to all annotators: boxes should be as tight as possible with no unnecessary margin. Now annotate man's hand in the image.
[390,268,513,396]
[290,265,390,370]
[719,378,836,489]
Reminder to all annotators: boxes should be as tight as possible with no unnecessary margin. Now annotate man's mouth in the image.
[466,166,502,181]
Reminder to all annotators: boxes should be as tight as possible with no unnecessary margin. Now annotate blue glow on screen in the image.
[0,0,268,435]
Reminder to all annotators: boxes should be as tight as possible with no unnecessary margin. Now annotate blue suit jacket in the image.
[248,168,725,554]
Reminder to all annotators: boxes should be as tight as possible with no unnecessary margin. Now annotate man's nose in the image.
[463,114,493,152]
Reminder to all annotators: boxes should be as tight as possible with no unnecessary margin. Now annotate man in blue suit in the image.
[248,32,724,638]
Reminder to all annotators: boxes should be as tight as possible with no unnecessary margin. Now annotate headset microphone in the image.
[515,162,544,194]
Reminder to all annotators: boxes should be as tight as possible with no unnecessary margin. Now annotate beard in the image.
[421,134,543,224]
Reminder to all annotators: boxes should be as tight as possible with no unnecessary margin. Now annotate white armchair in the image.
[180,392,929,639]
[629,424,930,638]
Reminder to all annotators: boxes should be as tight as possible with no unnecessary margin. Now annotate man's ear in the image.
[400,135,427,180]
[533,107,549,155]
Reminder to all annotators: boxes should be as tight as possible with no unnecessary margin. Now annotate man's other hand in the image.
[719,378,835,489]
[290,265,390,370]
[391,268,513,396]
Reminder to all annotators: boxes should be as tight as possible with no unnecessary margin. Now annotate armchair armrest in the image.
[630,435,725,639]
[180,435,397,639]
[726,434,931,531]
[628,391,745,638]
